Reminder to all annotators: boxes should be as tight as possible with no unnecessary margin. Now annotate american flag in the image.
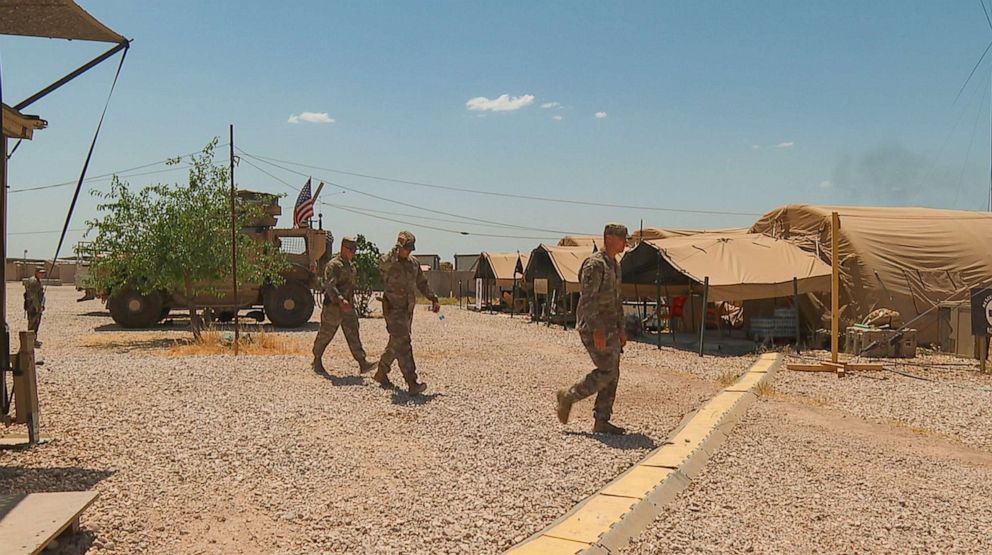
[293,178,315,227]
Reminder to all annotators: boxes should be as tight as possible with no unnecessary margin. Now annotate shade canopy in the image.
[474,252,529,287]
[0,0,126,43]
[621,233,831,302]
[752,204,992,342]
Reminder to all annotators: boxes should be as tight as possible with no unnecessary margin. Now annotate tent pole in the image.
[831,212,841,364]
[1,135,9,415]
[793,276,801,354]
[698,277,709,357]
[655,258,662,349]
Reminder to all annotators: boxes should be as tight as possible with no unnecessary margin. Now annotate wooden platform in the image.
[0,491,98,555]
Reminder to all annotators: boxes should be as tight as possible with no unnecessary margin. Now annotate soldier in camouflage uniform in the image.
[556,224,629,435]
[23,266,46,348]
[373,231,440,395]
[312,236,377,375]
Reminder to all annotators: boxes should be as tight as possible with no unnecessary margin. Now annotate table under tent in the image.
[522,244,594,326]
[620,233,831,352]
[472,252,529,313]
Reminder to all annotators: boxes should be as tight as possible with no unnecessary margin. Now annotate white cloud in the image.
[594,111,608,119]
[465,94,535,112]
[774,141,794,149]
[751,144,761,150]
[552,115,563,121]
[288,112,335,124]
[818,180,833,189]
[541,101,561,109]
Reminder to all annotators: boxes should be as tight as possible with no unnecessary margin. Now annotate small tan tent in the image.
[523,245,592,293]
[474,252,529,287]
[751,204,992,342]
[621,234,831,301]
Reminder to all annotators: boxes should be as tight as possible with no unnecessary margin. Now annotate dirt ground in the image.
[3,286,991,554]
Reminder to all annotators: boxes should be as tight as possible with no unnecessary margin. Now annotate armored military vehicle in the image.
[77,191,332,328]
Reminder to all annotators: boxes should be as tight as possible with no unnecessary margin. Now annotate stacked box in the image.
[896,329,917,358]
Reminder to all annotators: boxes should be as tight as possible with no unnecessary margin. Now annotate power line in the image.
[243,151,763,217]
[9,227,86,236]
[238,154,564,240]
[8,144,228,194]
[237,149,590,235]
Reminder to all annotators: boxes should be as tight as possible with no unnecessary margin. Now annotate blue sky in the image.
[3,0,992,260]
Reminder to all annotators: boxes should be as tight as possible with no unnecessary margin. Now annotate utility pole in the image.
[229,125,240,355]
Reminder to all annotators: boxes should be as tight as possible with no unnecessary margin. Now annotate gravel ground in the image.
[625,397,992,554]
[1,286,736,554]
[778,351,992,452]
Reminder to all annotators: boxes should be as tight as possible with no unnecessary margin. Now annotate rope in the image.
[47,45,129,276]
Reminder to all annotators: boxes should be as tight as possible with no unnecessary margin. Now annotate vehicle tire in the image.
[263,281,314,328]
[109,288,164,329]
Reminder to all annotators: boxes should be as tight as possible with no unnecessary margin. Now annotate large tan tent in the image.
[474,252,529,287]
[620,234,831,301]
[629,226,749,243]
[751,205,992,342]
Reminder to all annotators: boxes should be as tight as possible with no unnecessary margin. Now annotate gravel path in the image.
[625,397,992,554]
[2,286,737,554]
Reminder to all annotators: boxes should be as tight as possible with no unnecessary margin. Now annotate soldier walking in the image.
[23,266,46,348]
[556,224,629,435]
[372,231,440,395]
[312,236,377,375]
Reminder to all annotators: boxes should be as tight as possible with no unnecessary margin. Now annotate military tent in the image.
[523,245,591,294]
[751,205,992,343]
[629,226,749,243]
[557,235,603,249]
[474,252,529,287]
[620,234,831,301]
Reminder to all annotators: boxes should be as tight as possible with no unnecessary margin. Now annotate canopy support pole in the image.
[655,258,661,349]
[698,276,709,357]
[15,41,129,111]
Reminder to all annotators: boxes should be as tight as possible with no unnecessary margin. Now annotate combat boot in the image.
[359,359,377,374]
[372,365,394,388]
[556,389,573,424]
[592,420,626,435]
[408,382,428,395]
[311,358,327,375]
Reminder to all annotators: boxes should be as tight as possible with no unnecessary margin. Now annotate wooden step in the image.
[0,491,98,555]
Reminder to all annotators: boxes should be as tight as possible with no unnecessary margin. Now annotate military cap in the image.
[341,236,357,249]
[396,230,416,250]
[603,223,628,239]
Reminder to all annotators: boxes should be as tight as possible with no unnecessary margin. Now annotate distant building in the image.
[416,254,441,271]
[453,253,480,272]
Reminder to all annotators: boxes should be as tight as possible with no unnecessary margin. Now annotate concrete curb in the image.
[506,353,783,555]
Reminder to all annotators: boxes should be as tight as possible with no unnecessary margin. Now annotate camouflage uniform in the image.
[375,231,438,389]
[313,238,372,372]
[23,271,46,346]
[562,224,627,425]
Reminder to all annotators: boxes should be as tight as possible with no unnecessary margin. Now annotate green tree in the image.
[84,139,288,339]
[351,234,382,317]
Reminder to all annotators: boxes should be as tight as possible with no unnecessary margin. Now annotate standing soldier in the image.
[312,236,377,375]
[23,266,46,348]
[555,224,629,435]
[373,231,440,395]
